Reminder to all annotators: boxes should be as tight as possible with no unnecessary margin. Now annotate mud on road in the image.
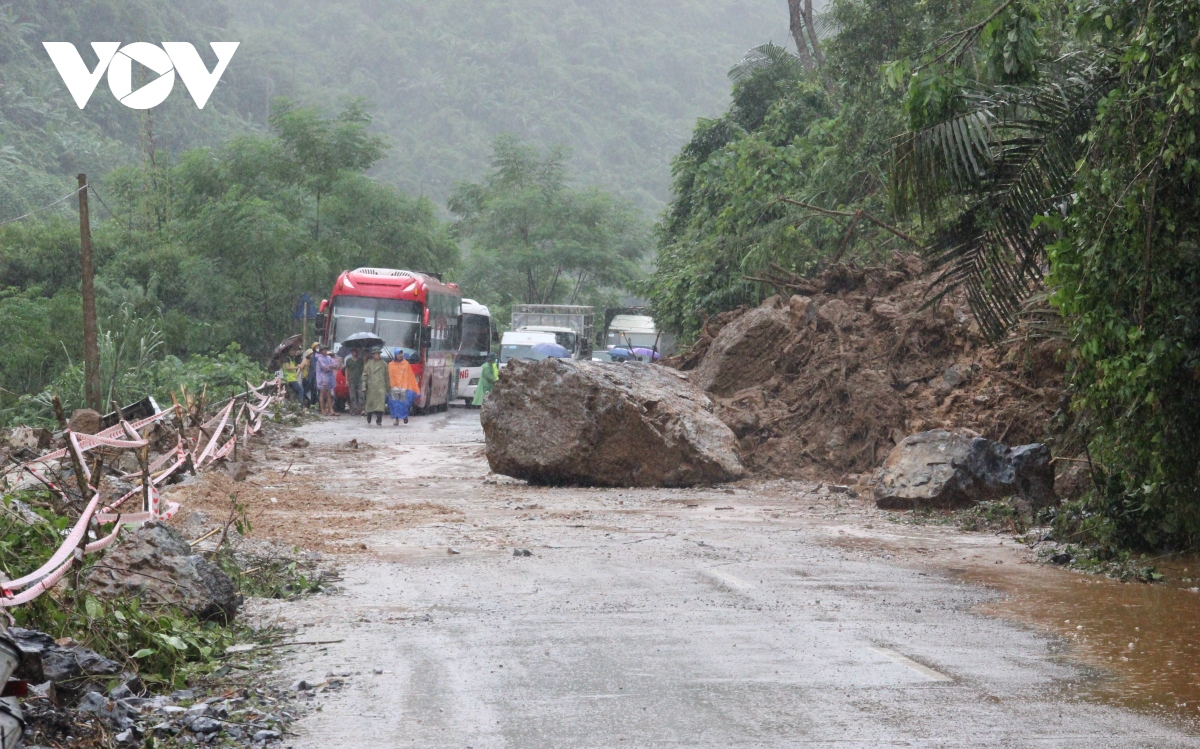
[171,408,1200,747]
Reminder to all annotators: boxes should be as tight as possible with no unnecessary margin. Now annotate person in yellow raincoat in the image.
[387,349,421,425]
[472,355,499,407]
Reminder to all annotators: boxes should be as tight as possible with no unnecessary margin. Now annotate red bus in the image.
[318,268,462,412]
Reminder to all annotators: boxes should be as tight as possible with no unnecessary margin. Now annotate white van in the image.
[499,330,570,364]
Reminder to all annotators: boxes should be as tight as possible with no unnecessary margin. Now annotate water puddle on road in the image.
[964,558,1200,730]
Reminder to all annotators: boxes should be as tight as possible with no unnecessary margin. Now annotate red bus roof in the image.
[330,268,460,301]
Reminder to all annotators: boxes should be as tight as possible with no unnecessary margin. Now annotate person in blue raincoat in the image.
[387,348,421,425]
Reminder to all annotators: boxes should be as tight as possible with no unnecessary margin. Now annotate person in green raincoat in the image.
[361,349,389,425]
[472,355,500,407]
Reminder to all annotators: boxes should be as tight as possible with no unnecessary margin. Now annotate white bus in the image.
[457,299,493,406]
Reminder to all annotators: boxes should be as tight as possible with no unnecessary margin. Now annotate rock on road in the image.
[249,408,1198,748]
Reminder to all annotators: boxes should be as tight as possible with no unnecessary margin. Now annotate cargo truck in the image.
[510,304,594,360]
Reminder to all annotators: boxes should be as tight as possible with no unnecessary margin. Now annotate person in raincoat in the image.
[361,348,389,425]
[387,348,421,425]
[472,355,499,407]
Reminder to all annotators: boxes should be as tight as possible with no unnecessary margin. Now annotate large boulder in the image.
[85,522,241,622]
[690,306,796,397]
[873,429,1055,510]
[482,359,744,487]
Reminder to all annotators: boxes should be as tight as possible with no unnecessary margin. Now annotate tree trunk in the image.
[801,0,825,67]
[787,0,816,70]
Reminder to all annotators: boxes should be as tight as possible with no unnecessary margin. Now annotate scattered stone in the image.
[874,430,1055,510]
[114,728,138,744]
[68,409,103,435]
[1050,552,1072,565]
[185,702,212,718]
[513,549,533,557]
[447,547,460,555]
[76,691,108,714]
[289,680,308,693]
[223,461,253,482]
[483,359,744,487]
[253,729,281,742]
[288,437,310,449]
[85,522,241,622]
[187,716,223,734]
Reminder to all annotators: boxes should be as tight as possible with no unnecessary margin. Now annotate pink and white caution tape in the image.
[1,379,281,608]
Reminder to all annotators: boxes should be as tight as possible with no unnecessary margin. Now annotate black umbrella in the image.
[342,332,385,349]
[268,333,304,370]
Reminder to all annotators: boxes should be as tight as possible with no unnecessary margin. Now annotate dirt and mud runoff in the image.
[158,408,1200,747]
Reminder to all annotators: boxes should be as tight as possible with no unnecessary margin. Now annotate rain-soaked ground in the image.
[235,407,1200,747]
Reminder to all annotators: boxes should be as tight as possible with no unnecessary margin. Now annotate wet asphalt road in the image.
[252,408,1199,748]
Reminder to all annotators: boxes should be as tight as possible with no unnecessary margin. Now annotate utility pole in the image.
[78,174,100,412]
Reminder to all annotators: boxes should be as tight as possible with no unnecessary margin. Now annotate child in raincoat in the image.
[387,349,421,425]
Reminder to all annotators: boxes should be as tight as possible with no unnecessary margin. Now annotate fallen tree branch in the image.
[776,195,923,249]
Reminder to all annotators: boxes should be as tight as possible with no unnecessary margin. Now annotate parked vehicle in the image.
[318,268,462,413]
[510,304,594,359]
[500,330,572,364]
[604,309,674,357]
[457,298,493,406]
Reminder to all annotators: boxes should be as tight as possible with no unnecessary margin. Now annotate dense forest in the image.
[0,0,786,217]
[647,0,1200,551]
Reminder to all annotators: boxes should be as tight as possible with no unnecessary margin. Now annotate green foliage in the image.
[451,135,649,326]
[0,100,453,422]
[1047,0,1200,550]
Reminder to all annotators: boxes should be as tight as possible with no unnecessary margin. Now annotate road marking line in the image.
[872,647,953,682]
[703,569,755,592]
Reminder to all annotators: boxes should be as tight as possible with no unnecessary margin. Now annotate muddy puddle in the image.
[966,559,1200,730]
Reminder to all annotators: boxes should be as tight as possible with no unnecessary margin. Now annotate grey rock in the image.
[483,359,744,487]
[223,460,253,482]
[108,683,135,701]
[152,721,181,737]
[874,430,1056,510]
[85,522,241,622]
[114,729,138,745]
[185,702,212,718]
[187,716,223,734]
[77,690,109,714]
[225,725,244,740]
[513,548,533,557]
[289,679,308,692]
[253,729,281,742]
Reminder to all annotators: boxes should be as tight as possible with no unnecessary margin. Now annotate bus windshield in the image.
[458,313,491,367]
[331,296,422,351]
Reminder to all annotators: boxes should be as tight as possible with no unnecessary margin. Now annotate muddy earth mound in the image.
[482,359,744,487]
[668,255,1065,481]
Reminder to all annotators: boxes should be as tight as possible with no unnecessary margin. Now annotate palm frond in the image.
[891,56,1111,339]
[729,43,805,85]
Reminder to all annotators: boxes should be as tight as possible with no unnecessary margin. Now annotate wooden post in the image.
[78,175,100,412]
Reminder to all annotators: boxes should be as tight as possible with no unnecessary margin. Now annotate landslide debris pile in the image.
[668,255,1065,479]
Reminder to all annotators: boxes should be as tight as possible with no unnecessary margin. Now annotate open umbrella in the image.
[609,347,633,362]
[632,347,663,361]
[269,333,304,371]
[342,332,385,349]
[532,342,571,359]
